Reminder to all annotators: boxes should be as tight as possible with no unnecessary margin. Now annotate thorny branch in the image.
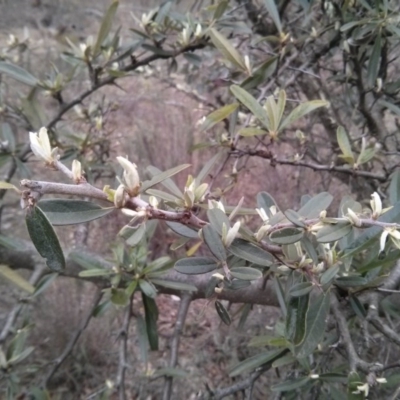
[162,293,192,400]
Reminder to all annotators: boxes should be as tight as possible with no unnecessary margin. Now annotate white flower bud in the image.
[29,127,57,163]
[347,208,362,227]
[224,221,241,247]
[72,159,83,183]
[370,192,382,219]
[114,184,127,208]
[117,156,140,196]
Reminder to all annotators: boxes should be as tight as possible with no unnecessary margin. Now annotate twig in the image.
[331,293,382,373]
[0,265,45,342]
[162,293,192,400]
[117,296,133,400]
[42,289,103,387]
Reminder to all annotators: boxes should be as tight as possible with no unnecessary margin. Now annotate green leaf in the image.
[166,221,198,239]
[1,123,16,152]
[284,209,305,227]
[271,377,310,392]
[93,299,112,317]
[262,0,282,33]
[142,164,190,195]
[270,228,303,244]
[209,29,247,71]
[213,0,229,19]
[0,181,19,191]
[142,294,159,350]
[25,206,65,271]
[146,188,180,203]
[215,300,231,325]
[110,288,129,306]
[286,293,310,346]
[229,349,288,377]
[241,57,277,90]
[93,0,119,57]
[389,170,400,205]
[320,265,340,286]
[349,296,366,319]
[316,222,353,243]
[367,33,381,87]
[228,238,273,266]
[174,257,218,274]
[0,61,38,86]
[335,276,367,288]
[33,273,58,297]
[238,128,268,137]
[69,251,112,270]
[202,224,226,261]
[200,103,239,132]
[0,265,34,293]
[272,353,296,368]
[257,191,278,217]
[150,278,197,292]
[38,199,114,225]
[295,292,330,358]
[78,268,113,277]
[230,85,270,130]
[207,208,230,235]
[289,282,313,297]
[195,152,223,185]
[139,279,157,298]
[336,126,354,163]
[298,192,333,218]
[279,100,328,131]
[230,266,263,281]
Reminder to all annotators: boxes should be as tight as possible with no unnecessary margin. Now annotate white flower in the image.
[256,208,269,222]
[72,160,83,183]
[376,377,387,384]
[347,208,362,227]
[117,156,140,196]
[353,383,369,397]
[29,127,58,163]
[114,184,127,208]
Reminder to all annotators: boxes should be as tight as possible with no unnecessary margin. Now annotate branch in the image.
[163,293,192,400]
[42,289,103,387]
[233,148,388,182]
[331,293,382,373]
[117,296,133,400]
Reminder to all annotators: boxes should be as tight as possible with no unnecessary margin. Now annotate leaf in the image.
[257,191,278,217]
[262,0,282,33]
[238,128,268,137]
[230,85,270,130]
[93,0,119,57]
[298,192,333,218]
[271,377,310,392]
[279,100,328,131]
[0,61,38,86]
[289,282,313,297]
[142,294,159,351]
[389,170,400,205]
[110,288,129,306]
[228,238,273,266]
[316,222,353,243]
[213,0,229,19]
[139,280,157,298]
[195,152,223,185]
[230,266,263,281]
[119,224,146,246]
[270,228,304,244]
[0,265,34,294]
[349,296,366,319]
[25,206,65,271]
[215,300,231,325]
[1,123,16,152]
[336,126,354,163]
[141,164,190,195]
[0,181,19,191]
[202,224,226,261]
[241,57,277,90]
[38,199,114,225]
[208,28,247,71]
[200,103,239,132]
[150,278,197,292]
[229,349,288,377]
[320,265,340,286]
[367,33,381,87]
[207,208,230,235]
[33,273,58,297]
[69,251,112,270]
[295,292,330,358]
[166,221,198,238]
[284,209,305,227]
[146,188,180,203]
[286,293,310,346]
[78,268,113,277]
[335,276,367,288]
[174,257,218,274]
